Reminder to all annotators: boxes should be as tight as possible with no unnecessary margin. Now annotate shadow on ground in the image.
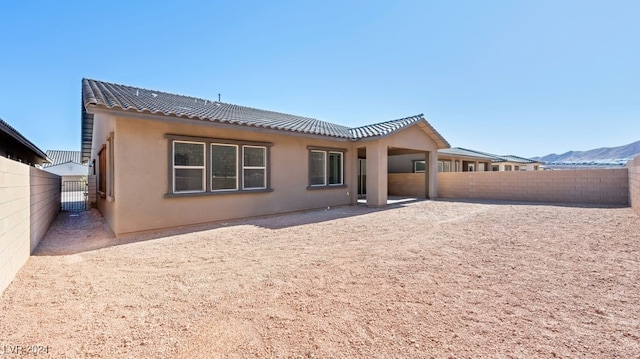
[33,198,425,256]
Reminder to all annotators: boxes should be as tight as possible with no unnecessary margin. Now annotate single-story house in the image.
[81,79,450,236]
[42,150,88,190]
[388,147,500,173]
[491,155,541,171]
[436,147,497,172]
[0,118,49,166]
[438,148,541,172]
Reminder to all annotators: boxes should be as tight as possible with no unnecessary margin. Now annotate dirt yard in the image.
[1,200,639,358]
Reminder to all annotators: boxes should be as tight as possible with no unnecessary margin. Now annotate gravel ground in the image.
[1,200,639,358]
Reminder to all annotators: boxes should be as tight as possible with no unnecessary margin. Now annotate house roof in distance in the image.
[0,117,49,165]
[499,155,539,164]
[44,150,82,167]
[438,147,539,164]
[438,147,501,161]
[81,78,449,161]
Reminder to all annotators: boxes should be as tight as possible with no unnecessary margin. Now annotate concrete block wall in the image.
[438,169,629,205]
[388,173,426,197]
[628,156,640,216]
[0,157,60,294]
[29,166,61,251]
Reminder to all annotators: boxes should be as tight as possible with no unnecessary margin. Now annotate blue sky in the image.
[0,0,638,158]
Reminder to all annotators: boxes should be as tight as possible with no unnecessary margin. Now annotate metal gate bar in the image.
[61,181,88,211]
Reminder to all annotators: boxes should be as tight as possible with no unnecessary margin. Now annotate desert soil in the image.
[1,200,639,358]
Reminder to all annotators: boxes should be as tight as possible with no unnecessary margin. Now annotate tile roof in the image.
[438,147,501,161]
[499,155,539,164]
[350,115,423,139]
[0,117,48,163]
[81,79,450,161]
[44,150,82,167]
[438,147,539,164]
[82,79,352,138]
[348,115,450,148]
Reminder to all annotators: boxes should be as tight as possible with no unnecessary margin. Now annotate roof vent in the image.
[152,93,157,98]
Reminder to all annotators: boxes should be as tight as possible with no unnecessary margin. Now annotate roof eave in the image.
[0,119,49,162]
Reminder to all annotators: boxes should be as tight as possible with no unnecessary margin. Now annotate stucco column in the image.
[350,149,359,204]
[366,143,387,207]
[423,151,430,199]
[428,150,438,198]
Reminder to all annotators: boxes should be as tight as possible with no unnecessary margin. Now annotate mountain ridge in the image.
[534,140,640,163]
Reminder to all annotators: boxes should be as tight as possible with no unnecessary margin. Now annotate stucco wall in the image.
[438,169,629,205]
[0,157,60,294]
[388,153,425,173]
[90,113,117,231]
[388,173,426,197]
[96,114,358,235]
[628,155,640,215]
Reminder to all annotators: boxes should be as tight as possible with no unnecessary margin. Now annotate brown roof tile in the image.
[81,78,450,160]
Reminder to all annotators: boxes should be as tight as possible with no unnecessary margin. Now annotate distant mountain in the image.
[535,140,640,163]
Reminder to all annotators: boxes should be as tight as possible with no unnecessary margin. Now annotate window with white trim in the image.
[243,145,267,189]
[414,160,426,173]
[309,149,344,187]
[173,141,206,193]
[168,136,271,195]
[328,152,343,185]
[211,144,238,191]
[309,150,326,186]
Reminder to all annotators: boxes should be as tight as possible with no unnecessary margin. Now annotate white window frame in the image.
[173,140,206,194]
[242,145,267,190]
[310,150,327,187]
[328,151,343,186]
[210,143,238,192]
[415,160,426,173]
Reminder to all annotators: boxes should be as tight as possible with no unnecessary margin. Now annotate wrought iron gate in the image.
[61,181,88,211]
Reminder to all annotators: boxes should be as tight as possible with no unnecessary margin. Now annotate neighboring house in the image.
[491,155,541,171]
[435,147,541,172]
[42,150,88,190]
[391,147,541,173]
[436,147,497,172]
[0,118,49,166]
[81,79,450,236]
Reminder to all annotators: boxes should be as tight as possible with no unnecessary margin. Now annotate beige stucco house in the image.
[438,148,541,172]
[436,147,497,172]
[81,79,449,236]
[387,147,497,174]
[42,150,88,190]
[491,155,541,171]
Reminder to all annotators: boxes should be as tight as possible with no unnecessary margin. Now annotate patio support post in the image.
[428,150,438,198]
[423,151,430,199]
[366,144,387,207]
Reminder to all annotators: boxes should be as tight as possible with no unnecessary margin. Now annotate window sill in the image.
[98,191,106,198]
[164,188,273,198]
[306,184,347,190]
